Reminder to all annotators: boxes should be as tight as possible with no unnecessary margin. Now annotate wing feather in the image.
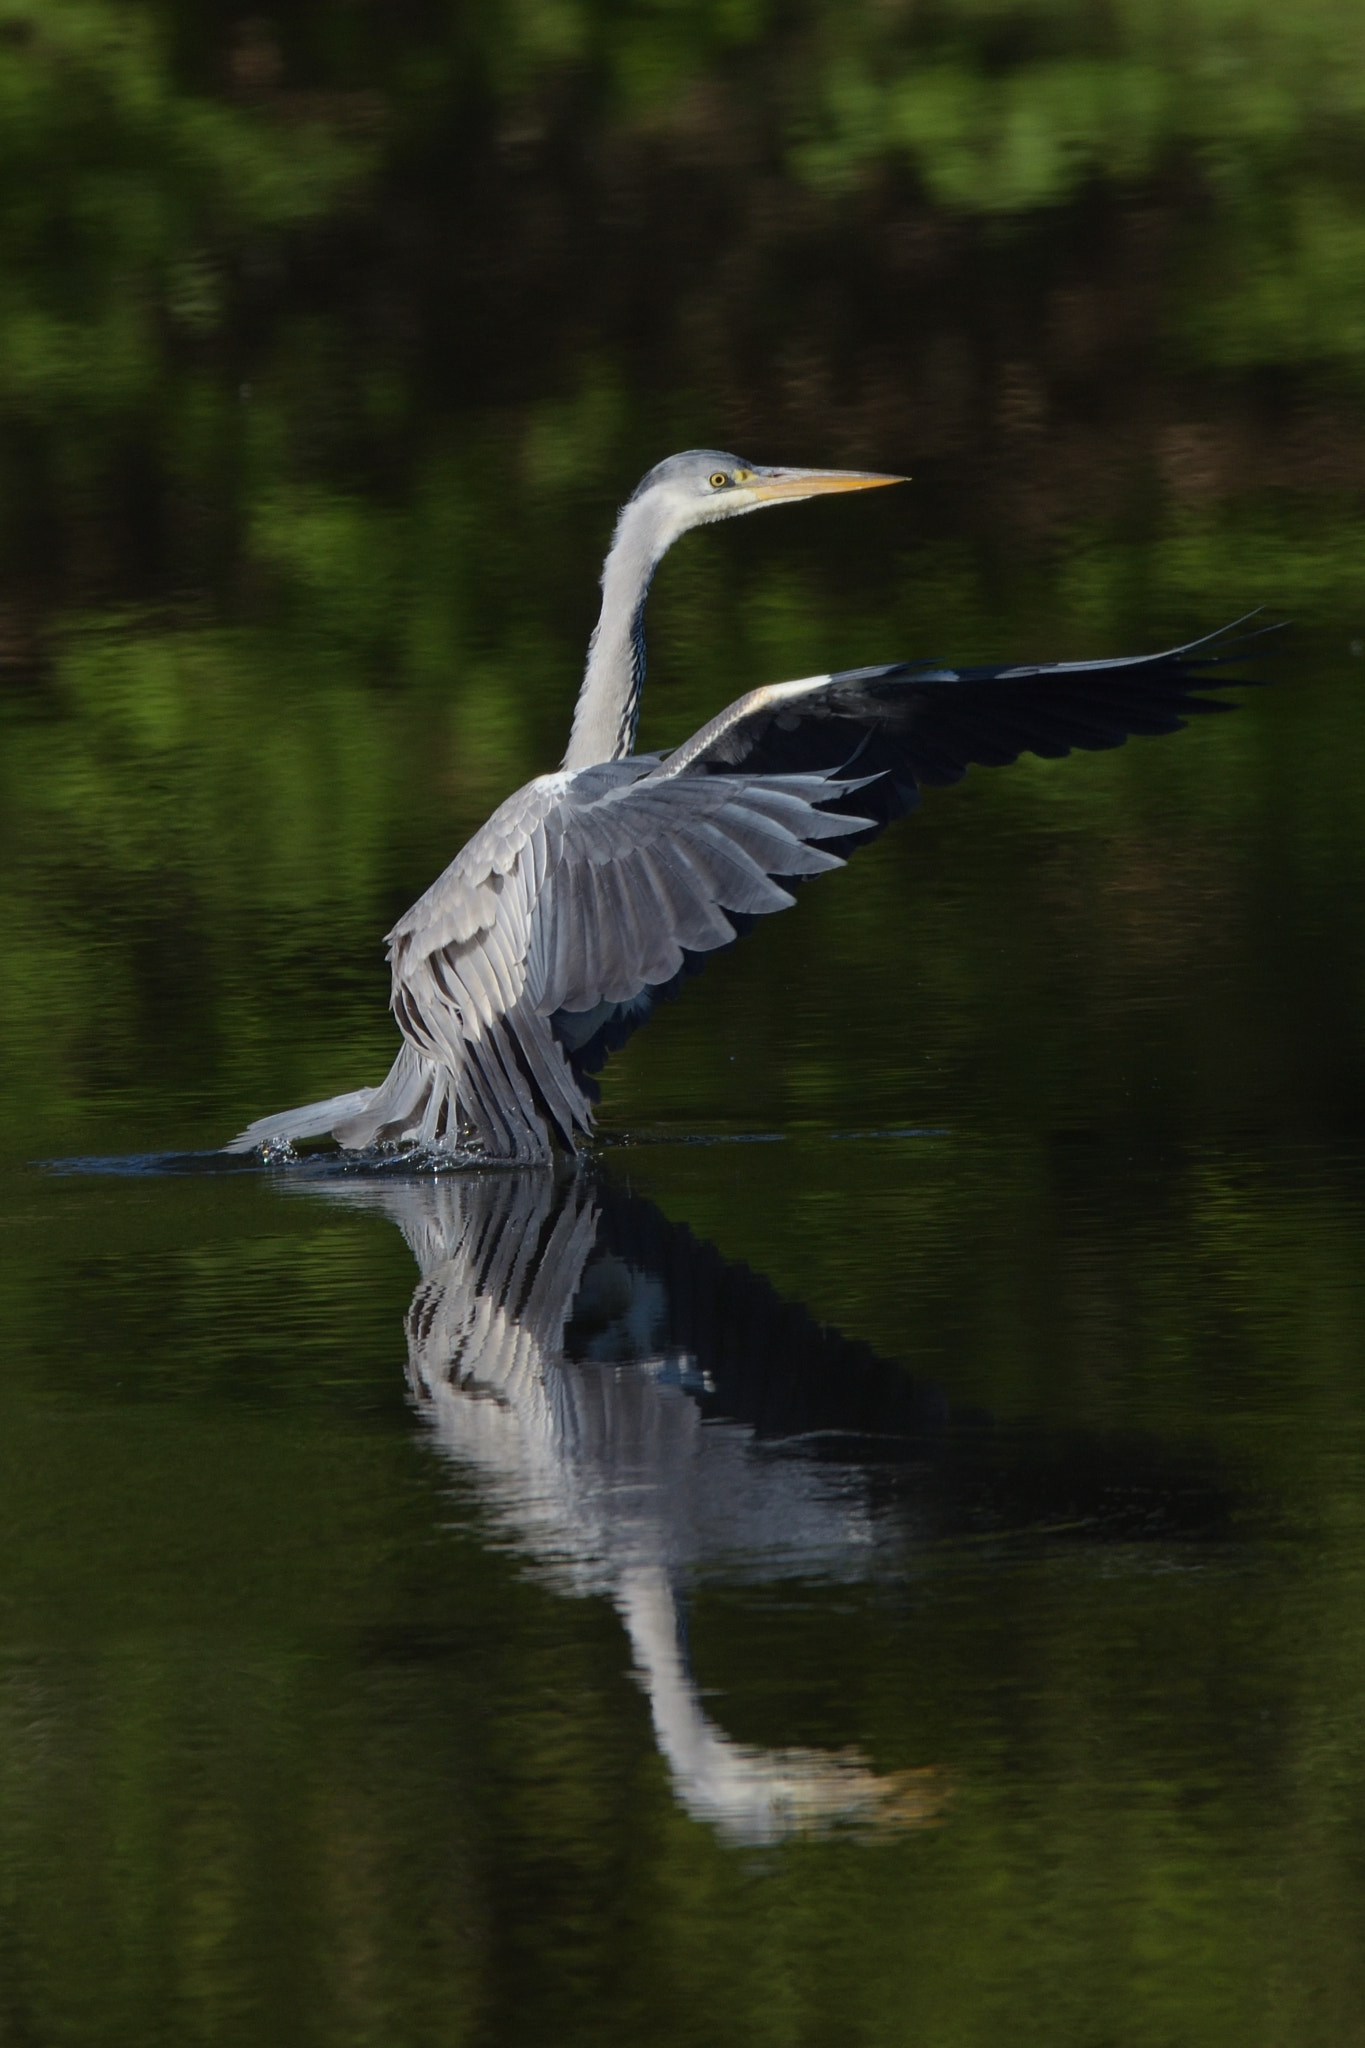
[674,818,798,915]
[712,798,845,877]
[590,857,646,1004]
[633,836,736,957]
[655,624,1266,817]
[616,849,688,986]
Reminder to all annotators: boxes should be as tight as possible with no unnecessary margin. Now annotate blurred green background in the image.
[3,2,1365,2043]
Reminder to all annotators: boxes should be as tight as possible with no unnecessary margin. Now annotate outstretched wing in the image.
[657,619,1269,839]
[382,621,1264,1156]
[381,762,873,1154]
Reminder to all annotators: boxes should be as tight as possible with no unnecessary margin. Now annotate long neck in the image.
[563,493,674,771]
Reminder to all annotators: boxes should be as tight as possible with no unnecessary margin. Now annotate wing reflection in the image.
[302,1167,1225,1844]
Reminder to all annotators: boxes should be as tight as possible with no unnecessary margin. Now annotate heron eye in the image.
[709,471,729,489]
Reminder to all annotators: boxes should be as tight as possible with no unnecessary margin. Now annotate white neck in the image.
[563,492,678,771]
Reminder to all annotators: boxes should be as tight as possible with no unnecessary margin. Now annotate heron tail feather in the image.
[223,1044,483,1157]
[223,1086,382,1155]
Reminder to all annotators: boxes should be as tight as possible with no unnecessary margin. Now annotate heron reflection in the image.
[301,1165,1227,1844]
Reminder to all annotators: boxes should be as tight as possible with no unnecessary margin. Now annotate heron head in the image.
[629,449,906,548]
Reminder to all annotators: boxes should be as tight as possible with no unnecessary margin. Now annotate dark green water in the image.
[4,4,1365,2042]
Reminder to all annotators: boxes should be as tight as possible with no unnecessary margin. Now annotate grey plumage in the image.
[228,449,1254,1162]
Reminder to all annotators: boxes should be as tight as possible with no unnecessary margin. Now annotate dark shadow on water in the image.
[39,1144,507,1177]
[37,1124,953,1179]
[38,1149,267,1177]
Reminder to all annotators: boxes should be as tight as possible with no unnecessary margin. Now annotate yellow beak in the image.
[744,467,908,503]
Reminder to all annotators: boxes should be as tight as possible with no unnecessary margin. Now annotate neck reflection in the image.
[301,1166,1225,1844]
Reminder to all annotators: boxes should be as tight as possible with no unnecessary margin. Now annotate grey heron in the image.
[228,450,1249,1162]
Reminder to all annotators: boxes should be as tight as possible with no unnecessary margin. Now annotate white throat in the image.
[562,489,698,771]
